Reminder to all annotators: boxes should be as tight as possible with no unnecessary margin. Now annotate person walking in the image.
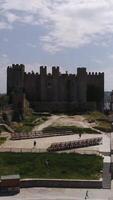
[85,190,89,199]
[33,140,36,147]
[79,133,81,139]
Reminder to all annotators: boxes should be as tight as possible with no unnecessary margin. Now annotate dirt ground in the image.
[52,115,90,128]
[32,114,91,133]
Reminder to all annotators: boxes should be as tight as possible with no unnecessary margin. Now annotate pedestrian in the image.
[85,190,89,199]
[79,133,81,138]
[33,140,36,147]
[45,159,49,168]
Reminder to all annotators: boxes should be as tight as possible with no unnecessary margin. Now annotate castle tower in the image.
[7,64,25,120]
[40,66,47,101]
[77,68,87,104]
[7,64,25,95]
[52,66,59,101]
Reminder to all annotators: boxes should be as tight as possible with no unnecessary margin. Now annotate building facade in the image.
[7,64,104,113]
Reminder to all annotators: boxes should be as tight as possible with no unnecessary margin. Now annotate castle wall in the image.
[7,64,104,113]
[66,75,77,102]
[40,66,47,101]
[52,67,59,102]
[24,72,40,101]
[87,72,104,110]
[77,68,87,104]
[87,72,104,89]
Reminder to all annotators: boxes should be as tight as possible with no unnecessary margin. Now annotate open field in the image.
[0,152,103,179]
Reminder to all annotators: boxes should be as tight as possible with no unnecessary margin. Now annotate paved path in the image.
[32,115,61,132]
[103,156,111,189]
[0,132,110,157]
[0,133,106,152]
[1,186,113,200]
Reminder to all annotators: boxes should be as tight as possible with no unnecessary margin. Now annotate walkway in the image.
[2,185,113,200]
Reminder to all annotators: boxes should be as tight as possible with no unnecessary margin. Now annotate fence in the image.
[47,137,102,152]
[0,147,46,153]
[0,147,100,155]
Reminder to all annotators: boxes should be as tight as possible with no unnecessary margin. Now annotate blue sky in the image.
[0,0,113,92]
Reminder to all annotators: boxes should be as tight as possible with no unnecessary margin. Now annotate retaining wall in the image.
[20,179,102,189]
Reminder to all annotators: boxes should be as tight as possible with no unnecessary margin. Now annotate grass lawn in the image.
[0,125,8,133]
[12,115,48,133]
[0,152,103,180]
[85,111,108,121]
[94,120,112,132]
[43,126,98,134]
[0,137,6,145]
[85,111,112,132]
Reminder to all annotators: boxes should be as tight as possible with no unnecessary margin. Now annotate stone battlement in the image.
[7,64,25,71]
[88,72,104,76]
[7,64,104,78]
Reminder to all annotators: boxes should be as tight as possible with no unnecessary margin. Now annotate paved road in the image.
[1,186,113,200]
[1,133,108,151]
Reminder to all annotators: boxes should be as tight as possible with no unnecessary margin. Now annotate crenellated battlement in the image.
[7,64,104,82]
[88,72,104,76]
[24,72,39,76]
[7,64,25,71]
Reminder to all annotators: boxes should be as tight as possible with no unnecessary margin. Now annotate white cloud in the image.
[26,43,37,48]
[1,0,113,52]
[0,54,11,93]
[5,12,19,23]
[0,54,10,64]
[0,21,12,29]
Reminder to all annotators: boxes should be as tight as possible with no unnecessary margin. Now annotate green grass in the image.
[43,126,98,134]
[85,111,108,121]
[13,115,48,133]
[0,137,6,145]
[85,111,113,132]
[0,124,11,133]
[94,120,113,132]
[0,126,6,133]
[0,152,103,180]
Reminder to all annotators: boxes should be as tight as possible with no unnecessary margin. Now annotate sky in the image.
[0,0,113,93]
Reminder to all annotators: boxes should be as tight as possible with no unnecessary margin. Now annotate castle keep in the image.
[7,64,104,113]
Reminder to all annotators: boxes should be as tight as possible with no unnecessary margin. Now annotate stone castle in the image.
[7,64,104,114]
